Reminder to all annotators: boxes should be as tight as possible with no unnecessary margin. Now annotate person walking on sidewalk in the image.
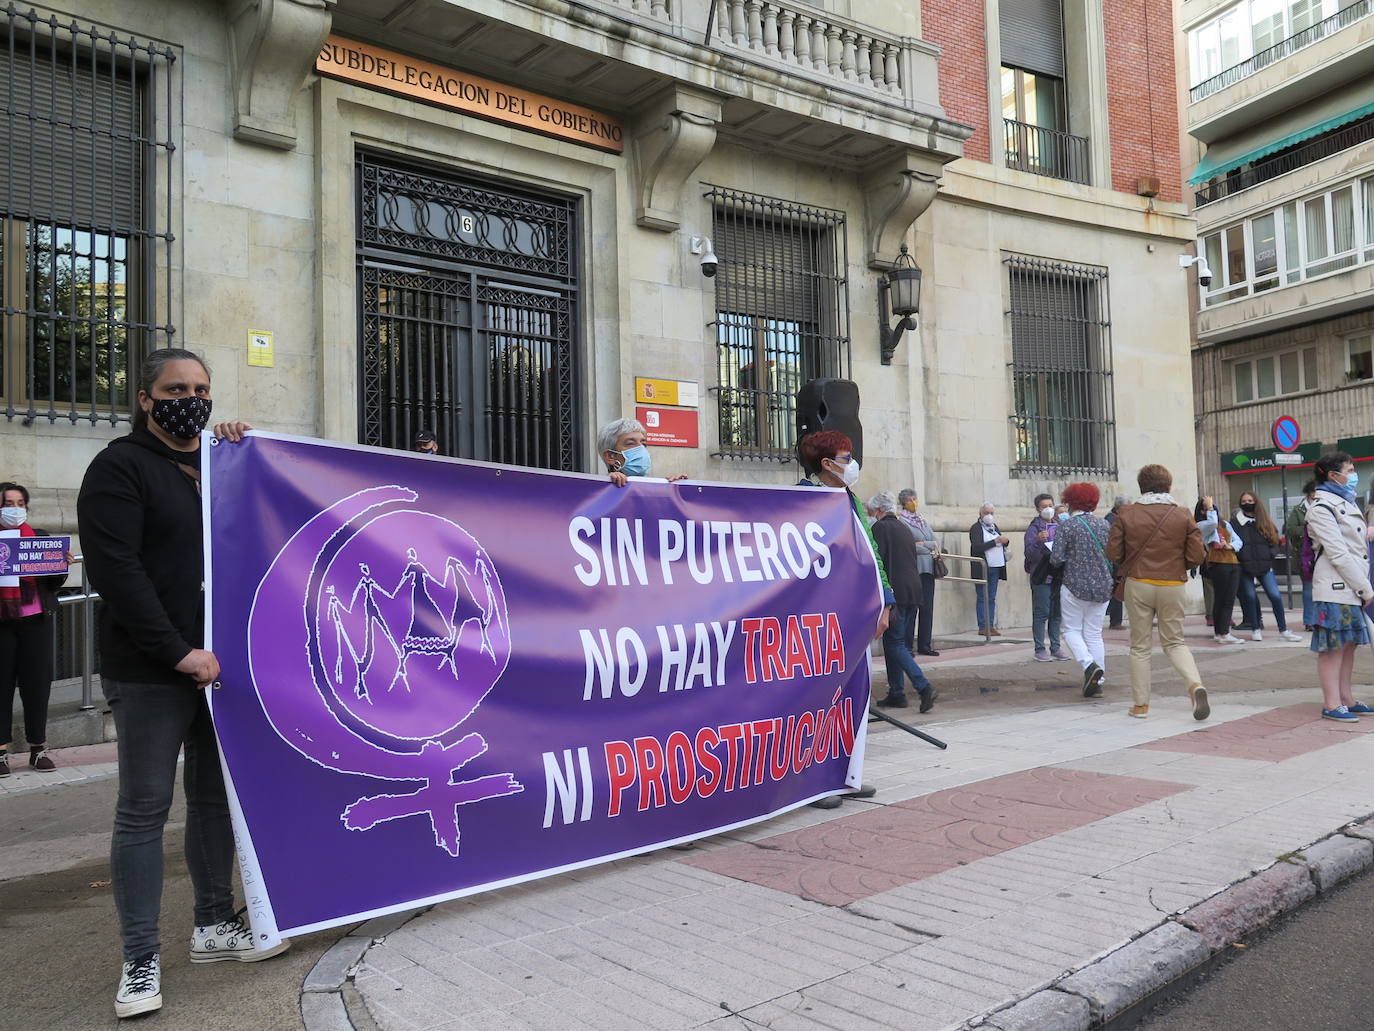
[1106,465,1210,721]
[1024,494,1067,662]
[1303,452,1373,722]
[0,482,70,776]
[1049,483,1114,699]
[1284,481,1319,632]
[1232,492,1302,643]
[969,503,1010,634]
[868,492,938,713]
[897,489,940,656]
[1196,497,1245,645]
[77,348,288,1020]
[1105,495,1128,629]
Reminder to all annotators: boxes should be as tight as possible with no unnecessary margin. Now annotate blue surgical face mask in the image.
[1056,512,1070,522]
[617,444,651,478]
[1346,471,1360,493]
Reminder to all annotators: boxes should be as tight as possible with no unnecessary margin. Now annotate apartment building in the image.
[1,0,1196,632]
[1183,0,1374,516]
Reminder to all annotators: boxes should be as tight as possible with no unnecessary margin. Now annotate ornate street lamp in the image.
[878,243,922,365]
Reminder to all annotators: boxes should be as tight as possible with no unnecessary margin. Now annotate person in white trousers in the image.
[1049,483,1116,698]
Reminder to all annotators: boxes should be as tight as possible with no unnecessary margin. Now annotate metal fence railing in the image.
[1193,114,1374,206]
[1003,119,1091,186]
[1189,0,1373,102]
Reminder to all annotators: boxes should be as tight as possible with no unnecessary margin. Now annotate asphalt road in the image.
[1137,863,1374,1031]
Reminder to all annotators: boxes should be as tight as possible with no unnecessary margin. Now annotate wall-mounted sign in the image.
[1271,415,1300,452]
[247,329,275,368]
[316,36,624,154]
[635,405,698,448]
[634,377,699,408]
[1221,442,1321,475]
[1338,435,1374,460]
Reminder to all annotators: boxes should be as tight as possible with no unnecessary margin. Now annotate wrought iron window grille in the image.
[356,153,582,471]
[703,184,851,461]
[1005,254,1116,477]
[1003,118,1091,186]
[1,4,179,426]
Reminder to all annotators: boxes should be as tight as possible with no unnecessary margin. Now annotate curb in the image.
[966,816,1374,1030]
[299,909,429,1031]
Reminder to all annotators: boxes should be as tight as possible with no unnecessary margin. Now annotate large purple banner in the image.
[204,433,881,945]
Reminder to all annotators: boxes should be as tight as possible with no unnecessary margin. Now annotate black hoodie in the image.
[77,428,204,686]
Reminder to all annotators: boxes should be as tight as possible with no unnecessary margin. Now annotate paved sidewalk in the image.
[337,687,1374,1031]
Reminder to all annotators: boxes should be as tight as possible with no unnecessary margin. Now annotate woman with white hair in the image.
[597,418,685,486]
[867,491,938,712]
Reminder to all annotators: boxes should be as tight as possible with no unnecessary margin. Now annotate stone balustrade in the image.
[602,0,673,22]
[709,0,911,99]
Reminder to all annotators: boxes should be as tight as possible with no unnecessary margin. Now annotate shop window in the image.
[1348,334,1374,382]
[1006,255,1116,476]
[705,186,850,460]
[0,9,177,425]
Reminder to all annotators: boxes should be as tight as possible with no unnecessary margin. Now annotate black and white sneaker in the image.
[1082,663,1105,698]
[115,952,162,1018]
[190,909,291,963]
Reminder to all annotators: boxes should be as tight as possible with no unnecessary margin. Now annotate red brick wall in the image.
[921,0,990,163]
[1103,0,1183,202]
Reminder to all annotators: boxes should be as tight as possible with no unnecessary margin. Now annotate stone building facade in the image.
[1183,0,1374,521]
[1,0,1196,634]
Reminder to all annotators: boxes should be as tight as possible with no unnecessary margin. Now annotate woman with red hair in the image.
[1049,483,1115,698]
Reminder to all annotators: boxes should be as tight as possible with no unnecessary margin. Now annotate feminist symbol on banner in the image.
[0,543,10,568]
[247,485,522,856]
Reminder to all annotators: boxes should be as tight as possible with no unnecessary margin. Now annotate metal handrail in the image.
[1003,118,1091,185]
[935,551,993,643]
[1189,0,1373,102]
[53,554,98,711]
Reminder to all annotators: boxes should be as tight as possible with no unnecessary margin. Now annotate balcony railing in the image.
[1194,114,1374,206]
[1003,119,1090,185]
[708,0,917,100]
[1189,0,1373,102]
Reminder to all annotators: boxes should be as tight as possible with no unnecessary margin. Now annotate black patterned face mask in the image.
[150,395,213,439]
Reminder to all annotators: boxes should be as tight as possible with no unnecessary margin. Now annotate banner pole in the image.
[867,705,948,749]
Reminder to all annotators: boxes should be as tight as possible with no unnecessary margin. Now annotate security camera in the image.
[1179,253,1213,289]
[691,236,719,278]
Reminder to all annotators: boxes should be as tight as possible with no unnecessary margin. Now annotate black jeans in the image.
[903,572,937,653]
[0,613,52,747]
[1208,563,1242,637]
[103,678,236,960]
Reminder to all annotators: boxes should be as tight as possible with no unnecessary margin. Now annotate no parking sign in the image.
[1272,415,1300,453]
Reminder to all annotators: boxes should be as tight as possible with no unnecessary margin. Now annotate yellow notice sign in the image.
[247,330,275,368]
[634,377,699,408]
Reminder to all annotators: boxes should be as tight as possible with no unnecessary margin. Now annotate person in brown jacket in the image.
[1105,464,1210,721]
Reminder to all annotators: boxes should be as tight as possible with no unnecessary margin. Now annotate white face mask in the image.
[0,506,25,529]
[981,513,996,527]
[1039,507,1054,521]
[840,458,861,488]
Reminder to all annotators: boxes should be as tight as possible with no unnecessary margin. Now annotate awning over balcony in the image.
[1188,97,1374,184]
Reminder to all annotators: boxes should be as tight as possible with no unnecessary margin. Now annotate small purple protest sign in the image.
[204,433,881,946]
[0,534,70,576]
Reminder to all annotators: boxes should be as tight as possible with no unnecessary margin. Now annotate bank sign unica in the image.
[316,36,625,154]
[1220,443,1322,475]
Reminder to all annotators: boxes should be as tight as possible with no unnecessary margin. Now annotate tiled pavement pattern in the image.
[348,694,1374,1031]
[681,769,1189,906]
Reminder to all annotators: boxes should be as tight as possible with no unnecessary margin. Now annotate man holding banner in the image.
[77,349,283,1020]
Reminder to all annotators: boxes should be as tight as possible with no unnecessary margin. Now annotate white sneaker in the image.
[190,910,291,963]
[1251,629,1263,641]
[1218,633,1243,645]
[115,953,161,1019]
[1279,629,1303,642]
